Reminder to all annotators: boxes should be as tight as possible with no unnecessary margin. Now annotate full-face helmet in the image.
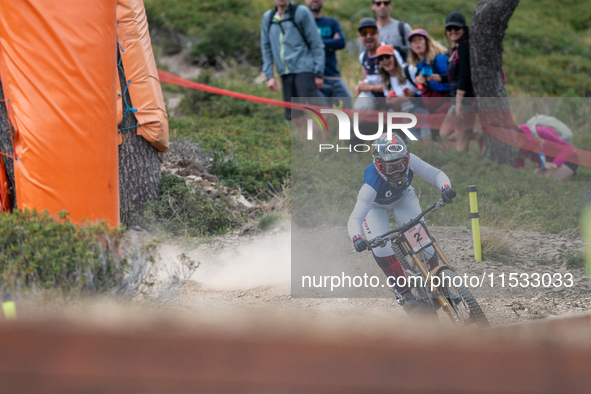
[371,133,409,188]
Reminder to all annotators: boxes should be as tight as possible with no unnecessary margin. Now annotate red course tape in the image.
[157,69,591,169]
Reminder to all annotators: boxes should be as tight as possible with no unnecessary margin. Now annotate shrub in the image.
[145,0,262,65]
[258,212,284,230]
[143,172,243,236]
[189,20,262,65]
[480,232,515,265]
[0,210,126,292]
[564,249,585,269]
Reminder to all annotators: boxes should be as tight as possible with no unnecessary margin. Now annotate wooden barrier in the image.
[0,312,589,394]
[0,314,591,394]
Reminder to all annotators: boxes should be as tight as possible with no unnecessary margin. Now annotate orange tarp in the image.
[117,0,169,152]
[0,0,120,225]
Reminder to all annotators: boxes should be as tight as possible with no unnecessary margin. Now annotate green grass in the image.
[168,113,290,195]
[258,211,285,230]
[535,254,553,266]
[179,70,285,123]
[565,249,586,269]
[291,136,591,233]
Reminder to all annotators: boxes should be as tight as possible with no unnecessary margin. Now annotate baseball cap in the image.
[445,12,466,28]
[408,28,429,41]
[376,44,395,57]
[358,17,378,31]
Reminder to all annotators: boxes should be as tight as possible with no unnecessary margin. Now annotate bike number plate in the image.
[404,223,433,252]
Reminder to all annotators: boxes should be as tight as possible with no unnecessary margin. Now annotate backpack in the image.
[267,3,309,49]
[527,114,573,145]
[393,21,408,62]
[403,65,416,88]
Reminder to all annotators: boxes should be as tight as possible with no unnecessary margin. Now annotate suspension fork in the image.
[400,241,429,278]
[401,240,461,322]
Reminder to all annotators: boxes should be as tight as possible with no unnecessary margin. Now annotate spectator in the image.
[306,0,352,109]
[261,0,325,134]
[407,29,451,141]
[351,18,399,146]
[439,11,481,152]
[354,18,403,110]
[377,44,430,141]
[371,0,412,61]
[516,123,577,181]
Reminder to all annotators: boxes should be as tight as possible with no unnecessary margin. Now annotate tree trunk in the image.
[0,80,16,209]
[118,52,161,227]
[471,0,521,166]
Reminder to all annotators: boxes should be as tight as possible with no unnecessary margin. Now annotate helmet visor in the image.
[382,158,408,175]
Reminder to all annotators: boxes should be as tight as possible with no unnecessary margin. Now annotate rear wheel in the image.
[437,268,489,326]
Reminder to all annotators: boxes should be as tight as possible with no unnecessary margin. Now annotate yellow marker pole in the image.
[466,185,482,262]
[2,291,16,320]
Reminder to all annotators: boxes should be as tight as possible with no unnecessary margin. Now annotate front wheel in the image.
[437,268,489,326]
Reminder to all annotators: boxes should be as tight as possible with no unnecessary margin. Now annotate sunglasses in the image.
[373,1,391,6]
[446,26,463,32]
[359,27,377,36]
[377,54,392,61]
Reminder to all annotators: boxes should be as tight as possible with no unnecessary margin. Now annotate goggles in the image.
[381,158,408,175]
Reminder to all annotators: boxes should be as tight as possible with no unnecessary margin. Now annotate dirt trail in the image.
[159,229,402,325]
[161,224,590,327]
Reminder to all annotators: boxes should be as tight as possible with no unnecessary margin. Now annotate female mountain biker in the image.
[347,132,456,315]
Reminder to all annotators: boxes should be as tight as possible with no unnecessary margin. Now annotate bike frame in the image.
[370,199,467,323]
[396,229,463,323]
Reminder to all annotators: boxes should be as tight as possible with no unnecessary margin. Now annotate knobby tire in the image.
[438,268,489,326]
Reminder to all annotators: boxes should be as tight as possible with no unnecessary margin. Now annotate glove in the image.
[442,187,456,203]
[354,238,371,252]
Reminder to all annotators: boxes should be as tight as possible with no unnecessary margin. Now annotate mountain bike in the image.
[368,198,489,326]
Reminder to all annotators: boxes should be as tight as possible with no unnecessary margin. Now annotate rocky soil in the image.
[156,223,589,328]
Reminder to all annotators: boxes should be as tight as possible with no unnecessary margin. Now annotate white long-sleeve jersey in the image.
[347,153,451,241]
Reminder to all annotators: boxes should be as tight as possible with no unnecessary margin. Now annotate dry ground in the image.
[157,224,589,328]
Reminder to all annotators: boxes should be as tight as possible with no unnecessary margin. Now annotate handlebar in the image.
[368,198,448,250]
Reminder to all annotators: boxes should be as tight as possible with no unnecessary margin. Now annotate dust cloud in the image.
[158,231,291,291]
